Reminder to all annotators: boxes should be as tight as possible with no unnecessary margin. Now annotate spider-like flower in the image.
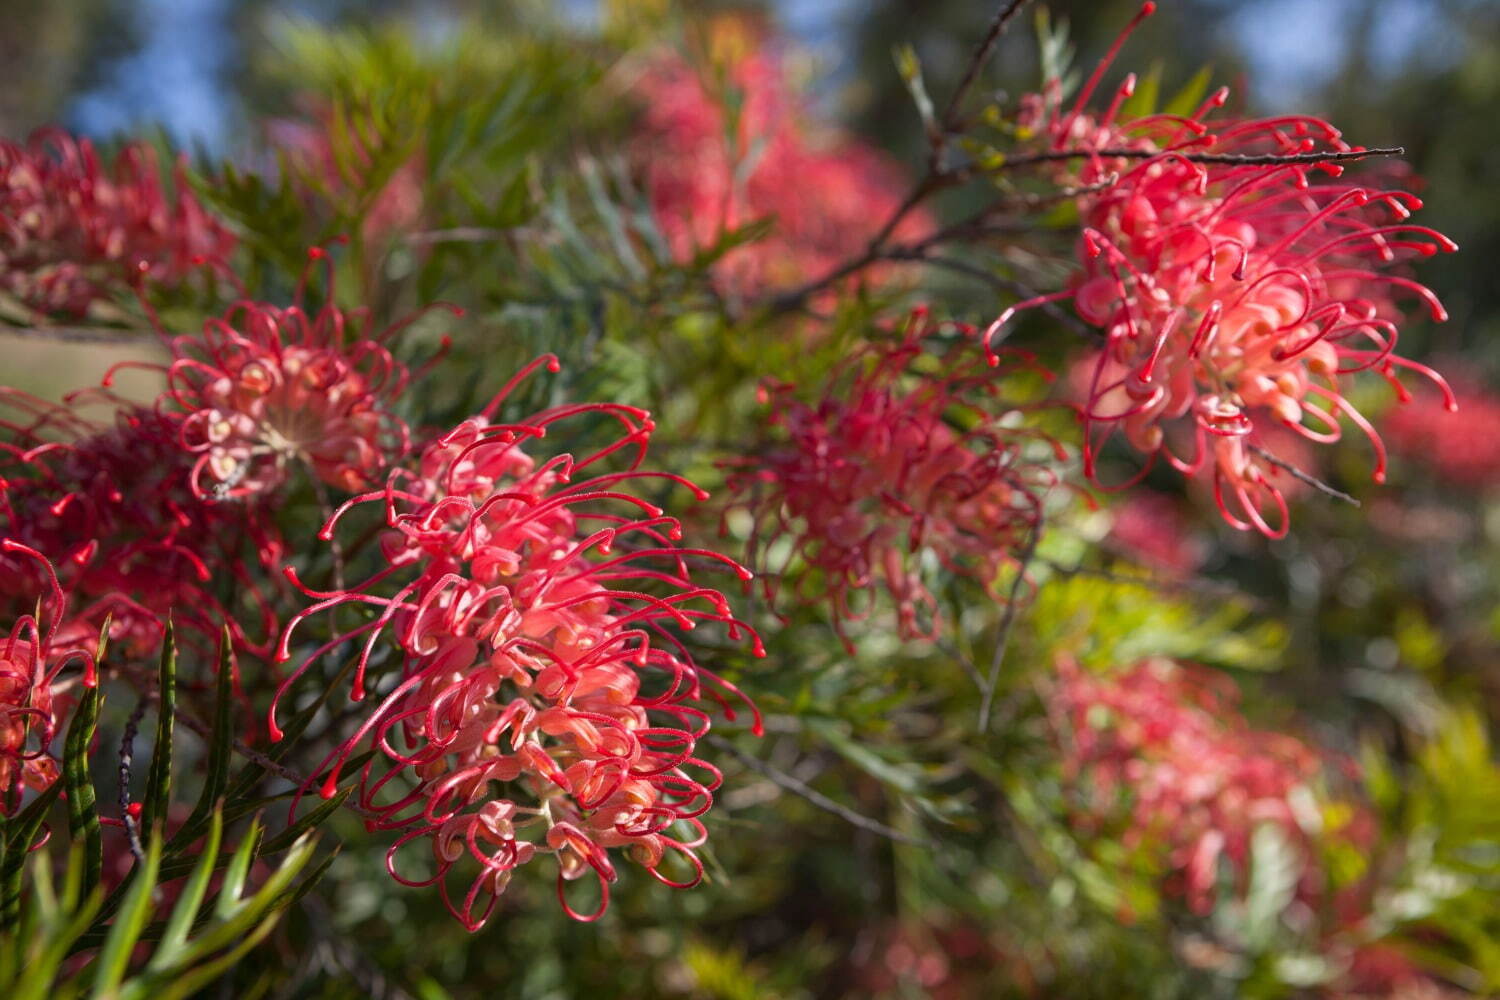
[274,357,762,929]
[1106,491,1205,576]
[0,128,234,318]
[729,310,1058,649]
[631,20,930,300]
[989,3,1456,537]
[0,393,282,656]
[133,247,452,499]
[0,540,90,816]
[1051,657,1358,916]
[1385,375,1500,492]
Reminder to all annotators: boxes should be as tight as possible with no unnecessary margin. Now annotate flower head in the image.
[731,310,1058,648]
[632,25,930,300]
[0,393,282,656]
[0,128,234,318]
[989,3,1456,537]
[1051,656,1360,916]
[148,248,449,499]
[1385,375,1500,492]
[275,356,761,928]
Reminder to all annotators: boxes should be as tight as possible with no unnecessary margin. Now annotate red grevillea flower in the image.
[729,310,1060,649]
[631,23,930,300]
[1384,376,1500,492]
[131,248,451,499]
[0,128,234,318]
[0,393,283,656]
[988,3,1456,537]
[274,357,762,929]
[1051,657,1351,916]
[1106,491,1206,576]
[0,540,91,816]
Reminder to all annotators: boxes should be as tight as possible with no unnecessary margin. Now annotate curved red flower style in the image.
[0,128,234,318]
[274,357,762,929]
[0,540,91,817]
[730,310,1060,649]
[988,3,1456,537]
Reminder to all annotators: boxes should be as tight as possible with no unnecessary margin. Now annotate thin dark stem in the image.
[118,696,150,868]
[977,518,1041,731]
[706,734,933,847]
[995,145,1405,170]
[940,0,1035,130]
[1250,444,1361,507]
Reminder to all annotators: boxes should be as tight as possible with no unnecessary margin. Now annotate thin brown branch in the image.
[118,695,150,868]
[940,0,1035,130]
[995,145,1405,170]
[1250,444,1361,507]
[977,517,1042,731]
[706,734,933,847]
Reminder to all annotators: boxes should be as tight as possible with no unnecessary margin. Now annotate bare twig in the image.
[706,734,933,847]
[940,0,1035,130]
[118,696,150,868]
[995,145,1405,170]
[977,519,1041,731]
[1250,444,1361,507]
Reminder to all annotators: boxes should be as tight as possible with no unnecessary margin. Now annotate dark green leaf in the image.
[141,622,177,837]
[63,684,103,896]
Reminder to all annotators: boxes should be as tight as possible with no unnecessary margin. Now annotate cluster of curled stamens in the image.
[121,246,455,500]
[989,2,1456,536]
[273,356,763,927]
[0,127,234,318]
[1050,656,1361,916]
[731,309,1062,649]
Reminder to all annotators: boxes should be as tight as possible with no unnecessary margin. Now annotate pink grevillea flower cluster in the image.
[989,3,1456,537]
[0,128,234,318]
[730,311,1059,649]
[631,27,930,300]
[275,357,762,929]
[1051,657,1357,916]
[1384,377,1500,492]
[146,248,445,499]
[0,541,90,816]
[1106,491,1206,576]
[0,396,283,656]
